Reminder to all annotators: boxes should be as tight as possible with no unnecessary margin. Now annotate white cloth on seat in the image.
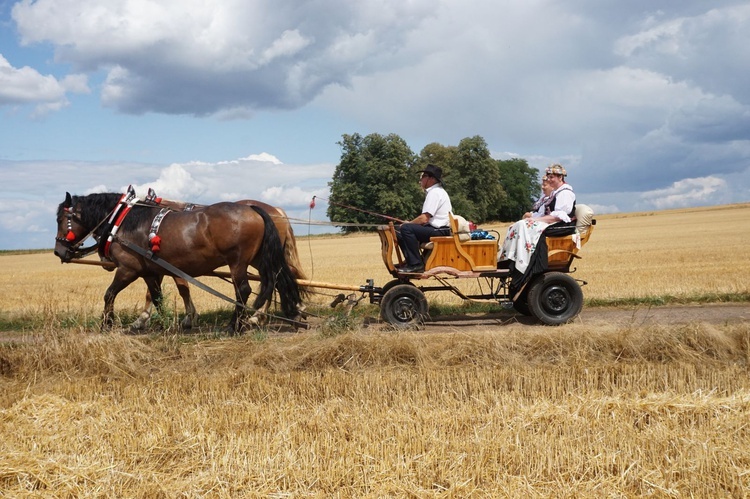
[452,213,471,242]
[575,204,594,231]
[572,204,594,249]
[498,218,550,274]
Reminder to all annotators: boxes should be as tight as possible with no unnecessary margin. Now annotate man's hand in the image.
[410,213,430,225]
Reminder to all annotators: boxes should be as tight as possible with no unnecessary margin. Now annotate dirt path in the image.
[1,303,748,342]
[358,302,750,334]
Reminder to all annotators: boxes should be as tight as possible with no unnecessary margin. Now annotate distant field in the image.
[1,204,749,496]
[2,203,749,320]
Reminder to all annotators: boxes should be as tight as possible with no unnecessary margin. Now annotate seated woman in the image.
[526,174,554,219]
[498,164,575,274]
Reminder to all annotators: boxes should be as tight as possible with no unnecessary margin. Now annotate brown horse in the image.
[133,197,308,330]
[55,192,303,333]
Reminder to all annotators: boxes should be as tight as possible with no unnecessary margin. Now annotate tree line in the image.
[327,133,540,232]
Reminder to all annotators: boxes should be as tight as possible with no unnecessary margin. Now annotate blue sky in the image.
[1,0,749,250]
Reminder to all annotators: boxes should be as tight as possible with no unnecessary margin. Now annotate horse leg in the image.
[249,300,270,327]
[130,275,165,331]
[140,275,167,331]
[173,277,196,330]
[228,268,252,334]
[103,270,139,331]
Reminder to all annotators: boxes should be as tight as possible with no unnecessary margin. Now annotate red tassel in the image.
[150,235,162,252]
[155,197,162,203]
[66,231,76,241]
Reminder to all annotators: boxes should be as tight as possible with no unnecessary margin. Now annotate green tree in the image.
[417,136,505,223]
[495,158,541,221]
[452,136,505,223]
[328,133,541,230]
[328,133,421,232]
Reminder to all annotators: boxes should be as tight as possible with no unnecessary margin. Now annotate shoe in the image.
[400,263,425,273]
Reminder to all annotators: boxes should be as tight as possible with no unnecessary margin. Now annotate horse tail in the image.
[282,219,308,281]
[272,207,313,302]
[251,205,303,318]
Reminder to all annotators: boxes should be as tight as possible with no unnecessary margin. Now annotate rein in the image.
[310,196,406,224]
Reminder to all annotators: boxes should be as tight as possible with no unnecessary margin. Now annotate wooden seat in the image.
[377,215,498,274]
[423,214,497,271]
[546,204,595,271]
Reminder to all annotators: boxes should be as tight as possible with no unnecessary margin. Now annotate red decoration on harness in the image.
[154,197,162,204]
[149,235,162,253]
[66,231,76,241]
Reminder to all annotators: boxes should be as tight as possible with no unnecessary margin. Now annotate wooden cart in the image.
[371,206,596,328]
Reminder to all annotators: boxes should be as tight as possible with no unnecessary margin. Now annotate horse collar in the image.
[99,188,139,259]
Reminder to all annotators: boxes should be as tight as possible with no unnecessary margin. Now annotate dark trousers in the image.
[397,223,451,266]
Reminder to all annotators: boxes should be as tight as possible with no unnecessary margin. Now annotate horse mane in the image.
[61,192,156,237]
[59,193,121,235]
[121,204,159,232]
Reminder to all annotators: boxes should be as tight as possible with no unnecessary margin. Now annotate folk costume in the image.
[498,164,575,274]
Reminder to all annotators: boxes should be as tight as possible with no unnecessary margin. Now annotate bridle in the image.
[55,205,104,259]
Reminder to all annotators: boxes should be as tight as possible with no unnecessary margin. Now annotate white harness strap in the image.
[148,208,171,252]
[102,186,139,258]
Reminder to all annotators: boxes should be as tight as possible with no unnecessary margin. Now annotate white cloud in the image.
[236,153,282,164]
[119,155,335,210]
[259,30,312,65]
[12,0,435,114]
[640,176,729,210]
[129,163,206,201]
[0,53,89,116]
[261,185,328,207]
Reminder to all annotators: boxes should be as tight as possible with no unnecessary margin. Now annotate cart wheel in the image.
[380,284,428,328]
[527,272,583,325]
[381,279,406,295]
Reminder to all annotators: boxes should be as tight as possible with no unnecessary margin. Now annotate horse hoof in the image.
[129,319,148,331]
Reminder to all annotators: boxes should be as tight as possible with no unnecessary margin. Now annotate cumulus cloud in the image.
[640,176,730,210]
[124,155,334,208]
[614,3,750,100]
[0,53,89,116]
[12,0,435,115]
[130,163,205,201]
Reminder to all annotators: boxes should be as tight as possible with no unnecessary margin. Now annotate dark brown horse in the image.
[133,198,308,330]
[55,192,303,333]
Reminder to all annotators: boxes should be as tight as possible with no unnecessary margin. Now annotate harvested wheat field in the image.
[1,204,749,497]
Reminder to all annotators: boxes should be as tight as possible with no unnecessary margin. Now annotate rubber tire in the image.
[381,279,405,296]
[380,284,429,328]
[527,272,583,325]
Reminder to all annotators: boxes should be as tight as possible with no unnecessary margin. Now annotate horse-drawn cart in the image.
[58,188,595,331]
[366,207,596,328]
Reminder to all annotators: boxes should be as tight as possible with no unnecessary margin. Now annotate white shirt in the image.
[547,184,575,223]
[422,183,452,228]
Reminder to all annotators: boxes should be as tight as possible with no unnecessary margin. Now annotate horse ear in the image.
[65,192,72,207]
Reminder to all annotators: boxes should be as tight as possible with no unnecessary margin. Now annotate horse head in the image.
[54,192,93,262]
